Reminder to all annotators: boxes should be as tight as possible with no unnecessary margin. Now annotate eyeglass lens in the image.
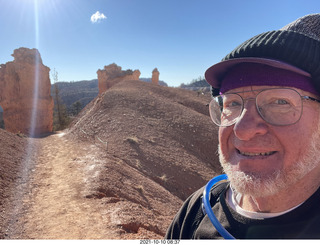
[209,88,303,126]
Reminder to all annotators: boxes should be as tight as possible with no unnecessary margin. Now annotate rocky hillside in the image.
[67,79,221,201]
[51,79,99,112]
[51,78,205,115]
[0,79,221,238]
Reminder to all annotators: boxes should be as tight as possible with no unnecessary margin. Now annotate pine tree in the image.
[71,101,82,116]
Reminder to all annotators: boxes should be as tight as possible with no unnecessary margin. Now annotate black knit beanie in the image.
[205,14,320,96]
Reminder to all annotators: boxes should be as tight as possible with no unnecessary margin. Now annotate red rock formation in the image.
[97,63,141,94]
[151,68,160,85]
[0,48,54,136]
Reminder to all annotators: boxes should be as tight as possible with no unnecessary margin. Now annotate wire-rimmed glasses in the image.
[209,88,320,127]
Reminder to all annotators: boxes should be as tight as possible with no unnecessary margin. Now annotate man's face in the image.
[218,85,320,197]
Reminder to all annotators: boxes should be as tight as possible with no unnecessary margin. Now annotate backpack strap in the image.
[190,181,229,237]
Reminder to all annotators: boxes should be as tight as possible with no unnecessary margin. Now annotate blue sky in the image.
[0,0,319,87]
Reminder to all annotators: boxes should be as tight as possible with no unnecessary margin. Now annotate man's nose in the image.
[233,100,268,141]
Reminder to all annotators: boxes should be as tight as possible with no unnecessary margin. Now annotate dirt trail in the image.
[16,132,122,239]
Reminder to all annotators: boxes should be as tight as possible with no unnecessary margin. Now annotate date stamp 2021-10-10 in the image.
[139,240,180,245]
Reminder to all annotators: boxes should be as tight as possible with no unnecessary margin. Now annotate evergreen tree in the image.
[71,101,82,116]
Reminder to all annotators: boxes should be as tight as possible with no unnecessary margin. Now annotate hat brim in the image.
[205,57,311,88]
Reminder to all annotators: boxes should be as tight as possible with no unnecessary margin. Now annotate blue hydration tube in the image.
[202,174,235,239]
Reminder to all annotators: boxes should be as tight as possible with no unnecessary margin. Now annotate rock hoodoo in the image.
[97,63,141,95]
[0,48,54,136]
[151,68,160,85]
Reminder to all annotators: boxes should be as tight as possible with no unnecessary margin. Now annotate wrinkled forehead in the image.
[220,63,318,96]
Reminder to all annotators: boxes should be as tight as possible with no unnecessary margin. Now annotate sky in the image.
[0,0,319,87]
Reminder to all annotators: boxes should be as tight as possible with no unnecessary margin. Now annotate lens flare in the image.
[5,0,41,238]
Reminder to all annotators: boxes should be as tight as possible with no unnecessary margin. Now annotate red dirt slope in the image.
[0,79,221,239]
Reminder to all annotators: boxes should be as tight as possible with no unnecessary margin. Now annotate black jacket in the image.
[165,182,320,239]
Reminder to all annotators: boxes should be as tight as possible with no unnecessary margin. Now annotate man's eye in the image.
[274,99,289,105]
[225,101,241,107]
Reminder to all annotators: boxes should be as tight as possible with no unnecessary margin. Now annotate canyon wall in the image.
[0,48,54,136]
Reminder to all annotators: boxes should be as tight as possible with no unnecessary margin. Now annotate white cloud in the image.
[90,11,107,23]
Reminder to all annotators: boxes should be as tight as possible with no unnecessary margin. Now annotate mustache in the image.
[218,128,320,197]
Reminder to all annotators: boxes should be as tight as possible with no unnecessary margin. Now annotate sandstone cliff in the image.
[0,48,54,136]
[97,63,141,95]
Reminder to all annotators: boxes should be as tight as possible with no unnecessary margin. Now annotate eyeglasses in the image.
[209,88,320,127]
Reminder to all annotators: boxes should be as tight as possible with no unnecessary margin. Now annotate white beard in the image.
[219,127,320,198]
